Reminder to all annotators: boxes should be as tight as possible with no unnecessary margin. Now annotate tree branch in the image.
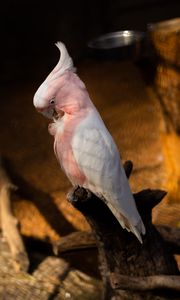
[53,225,180,255]
[53,231,96,254]
[68,160,179,299]
[0,158,29,272]
[157,225,180,254]
[110,273,180,292]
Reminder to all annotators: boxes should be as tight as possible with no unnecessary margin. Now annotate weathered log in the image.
[155,63,180,133]
[0,158,29,272]
[149,18,180,133]
[53,231,96,255]
[68,161,180,300]
[157,226,180,255]
[0,234,102,300]
[149,18,180,66]
[110,274,180,292]
[53,224,180,256]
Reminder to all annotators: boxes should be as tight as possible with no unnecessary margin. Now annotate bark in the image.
[149,18,180,133]
[68,161,180,300]
[110,274,180,292]
[53,225,180,255]
[53,231,96,255]
[149,18,180,67]
[157,226,180,255]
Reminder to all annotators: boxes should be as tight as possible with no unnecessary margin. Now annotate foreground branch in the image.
[110,274,180,292]
[157,226,180,254]
[68,161,179,300]
[53,231,96,254]
[53,225,180,255]
[0,158,29,271]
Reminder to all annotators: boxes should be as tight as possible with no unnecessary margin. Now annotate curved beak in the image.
[37,107,54,119]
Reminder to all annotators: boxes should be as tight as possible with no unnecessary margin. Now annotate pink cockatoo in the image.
[33,42,145,243]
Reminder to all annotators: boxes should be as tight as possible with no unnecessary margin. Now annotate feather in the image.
[33,41,146,243]
[72,111,145,242]
[54,42,75,76]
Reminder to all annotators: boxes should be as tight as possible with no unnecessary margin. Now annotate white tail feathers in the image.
[54,42,75,76]
[128,220,146,244]
[106,201,146,243]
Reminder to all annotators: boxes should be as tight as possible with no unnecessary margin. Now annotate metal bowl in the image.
[88,30,145,60]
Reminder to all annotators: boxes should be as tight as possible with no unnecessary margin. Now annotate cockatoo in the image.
[33,42,145,243]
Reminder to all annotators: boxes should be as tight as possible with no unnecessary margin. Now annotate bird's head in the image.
[33,42,75,119]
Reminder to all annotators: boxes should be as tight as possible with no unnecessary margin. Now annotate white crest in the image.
[33,42,75,109]
[54,42,75,76]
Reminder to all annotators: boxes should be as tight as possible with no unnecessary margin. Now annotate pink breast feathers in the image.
[53,118,86,187]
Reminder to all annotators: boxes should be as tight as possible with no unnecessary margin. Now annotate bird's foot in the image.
[67,186,80,203]
[67,186,92,204]
[85,189,92,200]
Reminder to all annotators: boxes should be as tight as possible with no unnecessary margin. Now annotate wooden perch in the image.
[110,274,180,292]
[0,158,29,272]
[53,231,96,254]
[68,160,180,300]
[53,225,180,255]
[157,226,180,255]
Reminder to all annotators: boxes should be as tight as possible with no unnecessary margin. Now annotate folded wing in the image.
[72,112,145,242]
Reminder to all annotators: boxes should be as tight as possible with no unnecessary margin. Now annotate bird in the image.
[33,42,145,243]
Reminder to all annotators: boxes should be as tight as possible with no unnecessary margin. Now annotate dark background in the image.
[1,0,180,82]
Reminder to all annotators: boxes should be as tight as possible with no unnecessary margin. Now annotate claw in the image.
[67,186,79,203]
[67,187,92,203]
[86,189,92,200]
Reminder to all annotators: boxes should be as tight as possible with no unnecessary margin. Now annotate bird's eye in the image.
[50,99,55,105]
